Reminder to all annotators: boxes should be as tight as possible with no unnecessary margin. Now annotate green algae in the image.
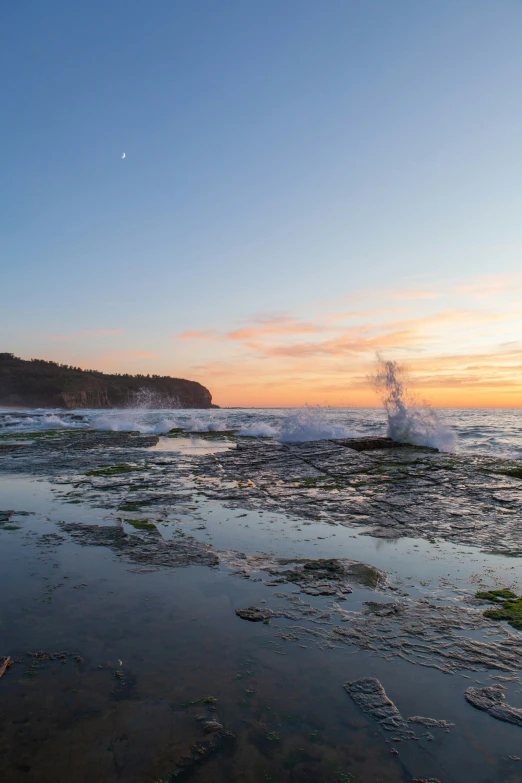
[501,468,522,479]
[0,428,83,442]
[87,463,146,477]
[118,500,152,512]
[125,519,156,531]
[476,589,518,603]
[476,589,522,630]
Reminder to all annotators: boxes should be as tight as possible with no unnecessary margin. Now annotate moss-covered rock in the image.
[476,589,522,630]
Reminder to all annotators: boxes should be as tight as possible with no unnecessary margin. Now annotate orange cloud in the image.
[177,318,329,342]
[227,317,326,341]
[178,329,219,340]
[167,272,522,407]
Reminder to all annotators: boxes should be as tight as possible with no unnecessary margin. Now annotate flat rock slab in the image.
[465,684,522,727]
[196,439,522,551]
[336,437,420,452]
[58,521,219,570]
[344,678,454,742]
[344,677,417,740]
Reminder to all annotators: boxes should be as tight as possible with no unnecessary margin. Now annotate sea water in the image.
[0,405,520,459]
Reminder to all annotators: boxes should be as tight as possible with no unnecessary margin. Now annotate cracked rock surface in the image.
[195,439,522,550]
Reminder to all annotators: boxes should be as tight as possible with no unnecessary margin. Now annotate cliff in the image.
[0,354,216,409]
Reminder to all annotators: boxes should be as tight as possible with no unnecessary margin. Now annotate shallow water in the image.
[1,433,522,781]
[0,478,411,783]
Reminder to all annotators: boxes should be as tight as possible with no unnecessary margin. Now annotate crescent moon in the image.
[121,152,126,159]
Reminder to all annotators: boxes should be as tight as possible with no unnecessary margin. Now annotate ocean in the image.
[1,405,521,459]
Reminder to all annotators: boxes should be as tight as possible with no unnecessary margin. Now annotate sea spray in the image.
[238,422,280,438]
[371,358,456,452]
[277,406,357,443]
[128,387,181,409]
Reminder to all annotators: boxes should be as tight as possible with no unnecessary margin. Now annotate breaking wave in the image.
[1,397,519,458]
[275,407,357,443]
[88,412,235,435]
[238,422,280,438]
[88,414,180,434]
[87,408,355,442]
[371,358,456,452]
[0,412,85,431]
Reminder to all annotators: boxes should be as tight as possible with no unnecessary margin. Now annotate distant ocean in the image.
[1,406,520,460]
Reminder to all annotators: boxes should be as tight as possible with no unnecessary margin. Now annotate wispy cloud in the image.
[172,271,522,406]
[227,317,327,341]
[178,318,328,342]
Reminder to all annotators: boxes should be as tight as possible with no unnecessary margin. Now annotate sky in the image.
[2,0,522,407]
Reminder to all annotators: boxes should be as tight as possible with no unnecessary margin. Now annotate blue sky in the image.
[2,1,522,405]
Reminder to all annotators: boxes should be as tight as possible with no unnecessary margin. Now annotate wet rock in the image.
[364,601,402,617]
[112,667,138,700]
[202,720,223,733]
[58,521,219,570]
[286,594,522,675]
[344,677,417,740]
[0,656,12,678]
[235,606,273,622]
[336,436,420,452]
[165,709,235,778]
[302,585,340,596]
[408,716,454,729]
[191,439,522,552]
[465,685,522,726]
[267,557,383,595]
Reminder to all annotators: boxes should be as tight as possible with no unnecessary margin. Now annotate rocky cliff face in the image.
[0,354,216,409]
[60,389,111,408]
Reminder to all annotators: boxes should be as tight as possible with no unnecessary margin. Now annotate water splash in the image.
[371,358,456,452]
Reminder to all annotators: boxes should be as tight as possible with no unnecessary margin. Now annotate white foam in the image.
[238,422,280,438]
[0,412,78,431]
[88,413,180,434]
[277,407,357,443]
[182,417,229,433]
